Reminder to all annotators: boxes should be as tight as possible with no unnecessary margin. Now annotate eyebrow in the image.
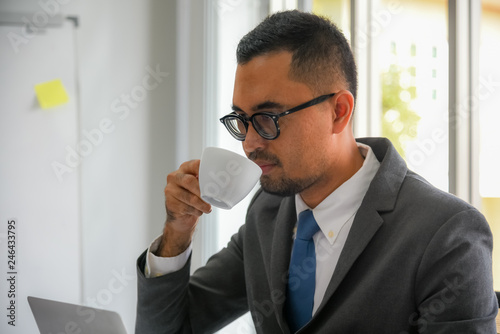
[231,101,287,114]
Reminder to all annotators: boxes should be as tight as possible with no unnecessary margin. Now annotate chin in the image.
[260,175,308,197]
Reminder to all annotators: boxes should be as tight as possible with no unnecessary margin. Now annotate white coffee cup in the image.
[199,147,262,210]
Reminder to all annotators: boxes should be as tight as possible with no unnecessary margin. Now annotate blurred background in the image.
[0,0,499,333]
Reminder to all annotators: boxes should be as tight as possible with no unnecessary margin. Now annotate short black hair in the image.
[236,10,357,101]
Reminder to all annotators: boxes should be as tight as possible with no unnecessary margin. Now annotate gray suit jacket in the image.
[136,137,498,333]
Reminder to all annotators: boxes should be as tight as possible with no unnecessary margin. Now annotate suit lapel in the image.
[269,195,296,331]
[316,206,383,312]
[316,137,408,314]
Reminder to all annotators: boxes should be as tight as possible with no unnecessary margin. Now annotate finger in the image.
[167,165,212,207]
[178,159,201,177]
[166,172,209,210]
[170,186,211,214]
[166,180,211,214]
[178,173,203,198]
[166,195,205,219]
[167,161,202,196]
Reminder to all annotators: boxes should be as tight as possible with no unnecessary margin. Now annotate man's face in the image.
[232,51,337,196]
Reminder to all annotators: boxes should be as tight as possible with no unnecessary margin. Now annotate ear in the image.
[329,90,354,134]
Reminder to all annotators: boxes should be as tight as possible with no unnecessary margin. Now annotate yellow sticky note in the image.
[34,79,69,109]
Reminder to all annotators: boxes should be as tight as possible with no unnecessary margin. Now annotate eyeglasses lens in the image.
[253,115,277,139]
[223,114,278,140]
[224,117,246,139]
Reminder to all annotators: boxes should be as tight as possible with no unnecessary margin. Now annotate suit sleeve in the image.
[135,224,249,334]
[414,209,498,333]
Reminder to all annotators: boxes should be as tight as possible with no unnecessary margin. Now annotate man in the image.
[136,10,497,333]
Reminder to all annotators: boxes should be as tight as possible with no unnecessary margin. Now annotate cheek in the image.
[293,121,332,169]
[297,114,332,148]
[277,136,320,176]
[275,112,332,173]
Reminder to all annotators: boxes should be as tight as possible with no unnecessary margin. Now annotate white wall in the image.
[0,20,82,334]
[76,1,177,332]
[0,0,178,332]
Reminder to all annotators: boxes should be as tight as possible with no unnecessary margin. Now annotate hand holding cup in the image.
[158,147,261,257]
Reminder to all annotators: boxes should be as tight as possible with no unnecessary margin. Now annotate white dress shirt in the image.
[145,143,380,314]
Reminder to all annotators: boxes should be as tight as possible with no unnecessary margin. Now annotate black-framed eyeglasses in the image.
[219,93,336,141]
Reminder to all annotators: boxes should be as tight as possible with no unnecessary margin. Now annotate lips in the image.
[248,151,281,175]
[254,161,276,175]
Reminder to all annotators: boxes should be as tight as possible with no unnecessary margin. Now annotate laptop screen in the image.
[28,296,128,334]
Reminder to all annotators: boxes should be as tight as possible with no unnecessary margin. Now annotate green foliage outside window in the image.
[381,64,421,158]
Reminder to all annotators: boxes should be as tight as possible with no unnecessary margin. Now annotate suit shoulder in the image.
[401,170,482,219]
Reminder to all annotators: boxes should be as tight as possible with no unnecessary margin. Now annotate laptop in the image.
[28,296,128,334]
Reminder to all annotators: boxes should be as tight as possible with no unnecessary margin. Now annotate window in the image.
[479,0,500,290]
[371,0,449,191]
[312,0,351,38]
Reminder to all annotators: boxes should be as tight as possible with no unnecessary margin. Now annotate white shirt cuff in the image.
[145,234,192,278]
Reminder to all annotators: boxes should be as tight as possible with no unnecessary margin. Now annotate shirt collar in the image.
[295,142,381,244]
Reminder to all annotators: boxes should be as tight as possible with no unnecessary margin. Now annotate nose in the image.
[243,123,267,155]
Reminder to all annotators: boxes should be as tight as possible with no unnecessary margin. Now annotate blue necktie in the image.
[285,209,320,332]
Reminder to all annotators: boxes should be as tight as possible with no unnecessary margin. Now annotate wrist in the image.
[155,224,194,257]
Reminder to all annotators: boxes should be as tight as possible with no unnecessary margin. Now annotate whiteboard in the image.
[0,20,81,333]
